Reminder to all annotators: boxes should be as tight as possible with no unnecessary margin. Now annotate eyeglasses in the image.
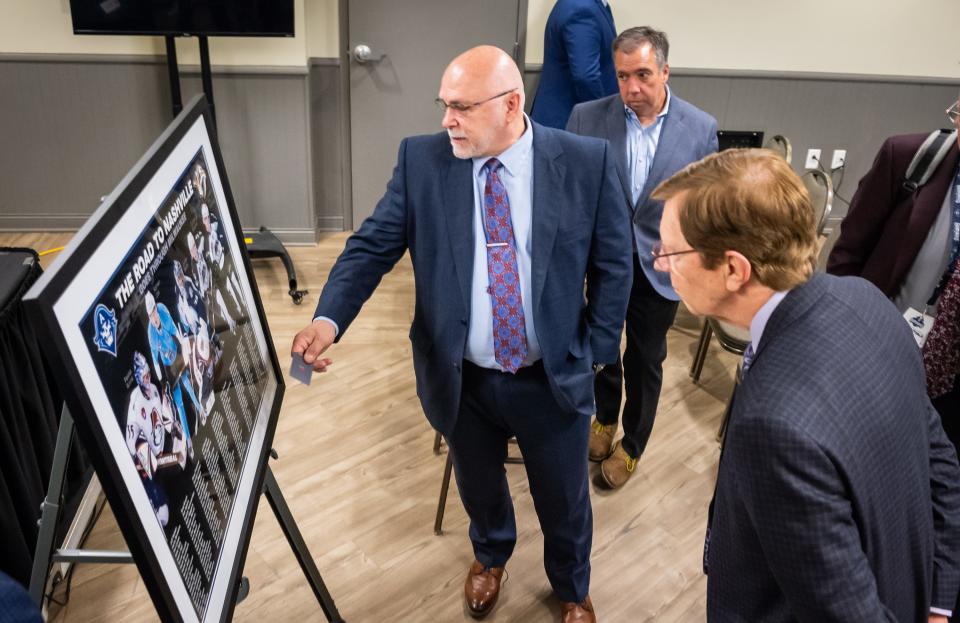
[651,242,697,272]
[435,88,516,114]
[947,100,960,125]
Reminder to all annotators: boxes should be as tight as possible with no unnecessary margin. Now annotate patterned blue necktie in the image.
[482,158,528,373]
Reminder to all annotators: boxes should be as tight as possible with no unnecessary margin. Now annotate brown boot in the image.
[588,419,617,462]
[561,595,597,622]
[464,560,504,618]
[600,441,637,489]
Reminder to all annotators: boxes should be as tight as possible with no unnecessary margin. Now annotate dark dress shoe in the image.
[561,595,596,623]
[464,560,504,618]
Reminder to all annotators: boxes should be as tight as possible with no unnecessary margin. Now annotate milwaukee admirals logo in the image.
[93,304,118,357]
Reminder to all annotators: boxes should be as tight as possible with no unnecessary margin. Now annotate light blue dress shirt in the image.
[465,115,542,370]
[625,86,671,208]
[748,290,788,352]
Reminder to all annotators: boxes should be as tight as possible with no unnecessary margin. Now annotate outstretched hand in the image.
[291,319,337,373]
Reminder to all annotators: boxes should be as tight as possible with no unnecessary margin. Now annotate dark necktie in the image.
[482,158,528,373]
[923,258,960,398]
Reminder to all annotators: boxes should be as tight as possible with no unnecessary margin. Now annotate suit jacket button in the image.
[453,362,460,369]
[460,317,468,325]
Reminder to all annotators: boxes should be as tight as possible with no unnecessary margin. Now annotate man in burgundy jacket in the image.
[827,101,960,451]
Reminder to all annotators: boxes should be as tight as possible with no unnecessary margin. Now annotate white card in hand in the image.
[290,352,314,385]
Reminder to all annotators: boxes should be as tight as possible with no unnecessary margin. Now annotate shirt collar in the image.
[749,290,789,349]
[473,113,533,178]
[624,85,672,127]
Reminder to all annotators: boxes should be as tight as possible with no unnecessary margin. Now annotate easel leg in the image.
[262,467,345,622]
[29,407,75,607]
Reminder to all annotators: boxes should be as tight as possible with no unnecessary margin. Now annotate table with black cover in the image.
[0,248,88,587]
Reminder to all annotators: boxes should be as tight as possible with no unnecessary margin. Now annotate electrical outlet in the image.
[805,149,821,169]
[831,149,847,169]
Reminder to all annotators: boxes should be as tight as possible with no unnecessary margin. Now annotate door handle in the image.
[353,44,384,64]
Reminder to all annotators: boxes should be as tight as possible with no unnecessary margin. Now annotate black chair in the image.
[432,432,523,535]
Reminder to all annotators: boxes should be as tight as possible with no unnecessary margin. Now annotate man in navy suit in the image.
[292,46,631,622]
[566,26,718,488]
[652,148,960,622]
[530,0,618,129]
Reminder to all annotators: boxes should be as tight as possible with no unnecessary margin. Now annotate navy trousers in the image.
[594,255,678,458]
[447,360,592,603]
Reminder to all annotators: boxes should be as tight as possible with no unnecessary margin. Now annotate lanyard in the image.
[926,165,960,307]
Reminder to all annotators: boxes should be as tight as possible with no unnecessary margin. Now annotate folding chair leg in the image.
[690,321,713,382]
[432,431,443,455]
[434,452,454,535]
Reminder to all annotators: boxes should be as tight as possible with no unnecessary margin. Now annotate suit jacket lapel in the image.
[750,274,828,367]
[604,97,633,209]
[441,155,475,313]
[531,124,564,314]
[596,0,615,32]
[893,145,960,285]
[637,102,687,211]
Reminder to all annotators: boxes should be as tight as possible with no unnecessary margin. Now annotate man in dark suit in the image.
[292,46,631,622]
[566,26,718,489]
[827,102,960,449]
[652,148,960,621]
[0,571,42,623]
[530,0,618,129]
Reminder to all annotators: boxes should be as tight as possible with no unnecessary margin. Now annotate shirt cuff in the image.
[313,316,339,337]
[930,607,953,617]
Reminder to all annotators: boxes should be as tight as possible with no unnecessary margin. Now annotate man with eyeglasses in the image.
[292,45,631,622]
[653,148,960,622]
[828,97,960,455]
[565,26,718,489]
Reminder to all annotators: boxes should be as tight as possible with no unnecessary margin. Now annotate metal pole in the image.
[165,36,183,118]
[29,407,75,606]
[198,36,217,132]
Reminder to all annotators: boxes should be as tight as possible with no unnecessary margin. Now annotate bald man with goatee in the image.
[293,46,631,622]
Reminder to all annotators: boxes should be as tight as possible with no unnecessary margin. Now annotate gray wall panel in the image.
[526,64,957,218]
[0,59,169,225]
[0,56,315,243]
[309,59,345,231]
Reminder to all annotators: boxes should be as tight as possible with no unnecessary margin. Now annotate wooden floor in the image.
[2,232,740,623]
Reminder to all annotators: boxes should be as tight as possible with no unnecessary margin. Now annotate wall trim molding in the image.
[316,216,344,232]
[243,227,317,246]
[523,62,960,86]
[0,52,309,75]
[1,219,318,246]
[0,215,91,231]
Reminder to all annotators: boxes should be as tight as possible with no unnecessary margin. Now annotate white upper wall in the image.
[4,0,957,78]
[0,0,313,66]
[526,0,960,78]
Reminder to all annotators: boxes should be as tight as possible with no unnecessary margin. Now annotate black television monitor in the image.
[716,130,764,151]
[69,0,295,37]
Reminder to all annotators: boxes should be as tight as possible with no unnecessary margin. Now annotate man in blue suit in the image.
[530,0,618,129]
[566,26,718,488]
[653,148,960,622]
[292,46,632,622]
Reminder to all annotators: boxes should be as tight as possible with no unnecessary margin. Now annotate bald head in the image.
[439,46,526,159]
[443,46,524,103]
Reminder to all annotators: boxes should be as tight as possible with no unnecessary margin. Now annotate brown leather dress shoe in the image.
[464,560,504,618]
[600,441,637,489]
[588,418,617,462]
[561,595,596,622]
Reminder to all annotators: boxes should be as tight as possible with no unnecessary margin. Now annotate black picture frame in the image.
[23,95,285,623]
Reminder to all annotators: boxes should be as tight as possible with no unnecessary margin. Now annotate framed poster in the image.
[24,95,284,622]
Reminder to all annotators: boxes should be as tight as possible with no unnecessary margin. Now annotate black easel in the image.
[29,406,345,622]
